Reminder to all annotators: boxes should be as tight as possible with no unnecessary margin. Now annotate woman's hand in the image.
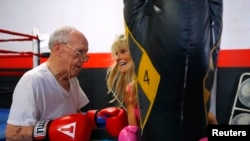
[124,82,139,126]
[124,82,137,107]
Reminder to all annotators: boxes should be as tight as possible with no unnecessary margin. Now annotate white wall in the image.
[220,0,250,49]
[0,0,124,53]
[0,0,250,53]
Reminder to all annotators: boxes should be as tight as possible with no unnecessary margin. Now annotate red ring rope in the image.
[0,29,38,42]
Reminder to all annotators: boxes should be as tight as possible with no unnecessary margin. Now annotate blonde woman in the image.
[106,34,140,141]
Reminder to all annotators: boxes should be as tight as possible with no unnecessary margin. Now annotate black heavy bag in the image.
[123,0,223,140]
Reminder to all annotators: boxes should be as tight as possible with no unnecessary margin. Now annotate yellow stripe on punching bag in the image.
[125,24,160,129]
[138,51,161,129]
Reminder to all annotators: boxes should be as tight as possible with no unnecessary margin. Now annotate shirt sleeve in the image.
[7,71,39,126]
[73,78,89,109]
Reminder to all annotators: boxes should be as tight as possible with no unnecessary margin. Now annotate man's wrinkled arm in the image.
[5,124,33,141]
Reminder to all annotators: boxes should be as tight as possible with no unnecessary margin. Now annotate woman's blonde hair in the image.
[106,34,137,109]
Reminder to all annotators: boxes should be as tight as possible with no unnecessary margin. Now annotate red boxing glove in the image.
[99,107,128,137]
[86,107,128,137]
[33,113,92,141]
[86,109,105,129]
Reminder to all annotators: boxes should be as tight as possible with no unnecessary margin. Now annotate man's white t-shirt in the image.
[7,63,89,126]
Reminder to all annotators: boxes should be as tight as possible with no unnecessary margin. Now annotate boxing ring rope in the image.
[0,29,42,140]
[0,29,38,42]
[0,28,43,68]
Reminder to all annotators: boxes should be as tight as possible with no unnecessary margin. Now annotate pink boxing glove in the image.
[118,125,141,141]
[199,137,208,141]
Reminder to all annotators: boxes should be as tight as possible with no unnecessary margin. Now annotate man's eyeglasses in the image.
[61,42,90,61]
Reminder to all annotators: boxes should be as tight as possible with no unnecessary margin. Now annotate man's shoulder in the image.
[21,63,49,80]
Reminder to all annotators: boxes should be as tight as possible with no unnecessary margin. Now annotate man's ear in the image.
[53,42,61,51]
[53,42,63,56]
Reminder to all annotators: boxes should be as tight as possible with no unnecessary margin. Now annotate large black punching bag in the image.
[123,0,223,140]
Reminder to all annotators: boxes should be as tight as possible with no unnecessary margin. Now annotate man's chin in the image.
[74,71,81,77]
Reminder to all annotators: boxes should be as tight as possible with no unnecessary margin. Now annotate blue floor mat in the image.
[0,108,9,140]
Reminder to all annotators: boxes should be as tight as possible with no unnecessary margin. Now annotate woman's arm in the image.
[124,82,139,126]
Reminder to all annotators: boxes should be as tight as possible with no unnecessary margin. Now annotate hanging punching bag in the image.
[123,0,223,140]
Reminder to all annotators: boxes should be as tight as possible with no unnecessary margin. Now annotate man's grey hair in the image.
[48,26,77,50]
